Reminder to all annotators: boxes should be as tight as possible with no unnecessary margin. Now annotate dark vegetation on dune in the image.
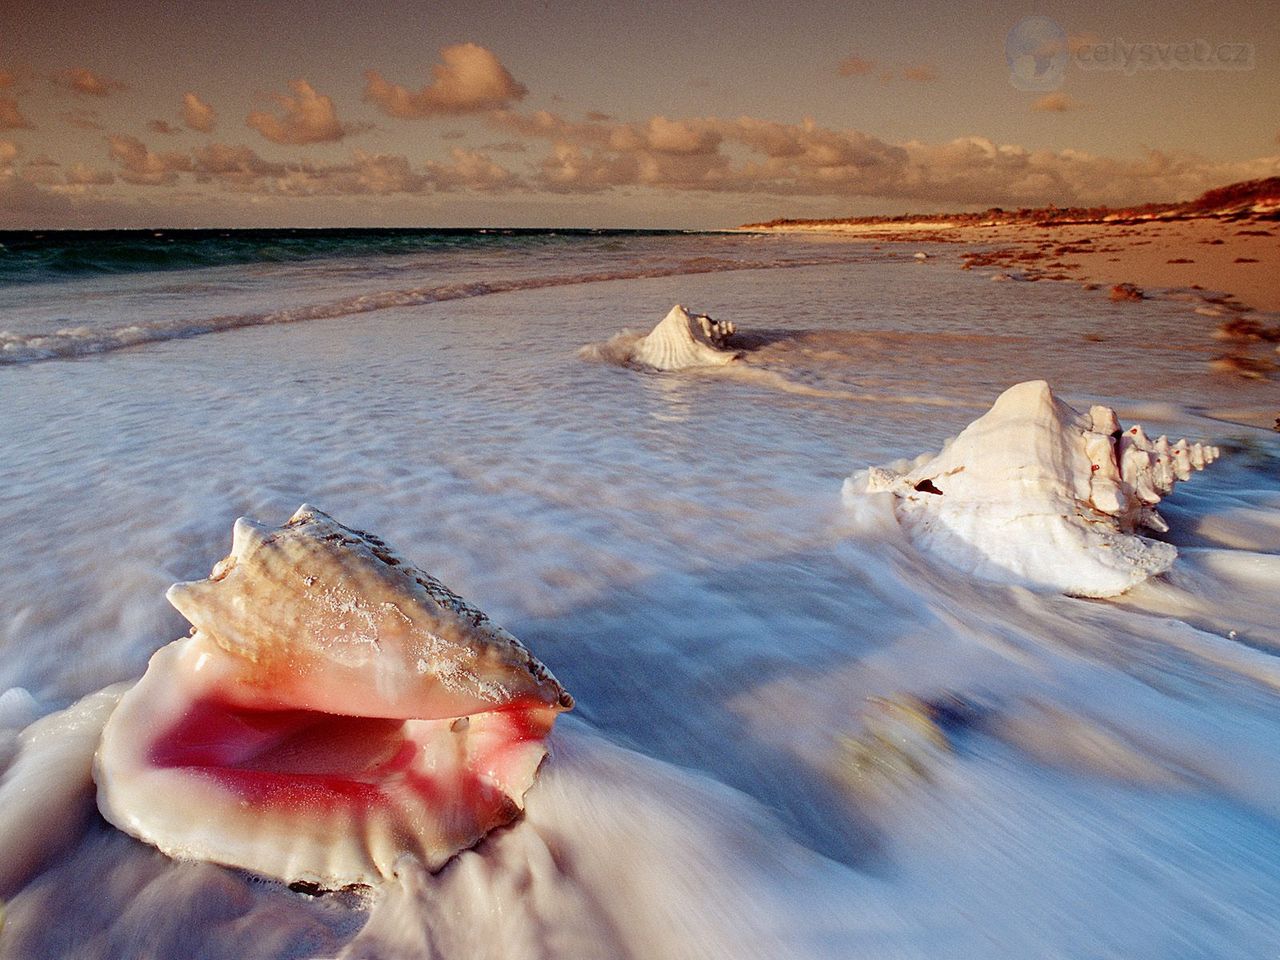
[740,177,1280,230]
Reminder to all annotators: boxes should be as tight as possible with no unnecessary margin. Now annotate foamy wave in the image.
[0,254,866,365]
[581,311,970,406]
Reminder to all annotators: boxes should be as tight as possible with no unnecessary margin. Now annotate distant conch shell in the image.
[629,304,739,370]
[844,380,1218,597]
[94,505,572,887]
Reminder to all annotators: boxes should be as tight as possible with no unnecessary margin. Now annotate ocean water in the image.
[1,230,1278,959]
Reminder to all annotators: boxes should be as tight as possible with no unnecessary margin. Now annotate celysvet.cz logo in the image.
[1074,37,1255,74]
[1006,17,1069,91]
[1006,16,1256,90]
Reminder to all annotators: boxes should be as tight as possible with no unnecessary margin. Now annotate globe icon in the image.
[1006,16,1068,91]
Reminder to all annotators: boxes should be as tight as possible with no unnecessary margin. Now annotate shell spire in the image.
[629,304,739,370]
[845,381,1218,597]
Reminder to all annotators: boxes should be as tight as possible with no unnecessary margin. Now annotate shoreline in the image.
[736,214,1279,314]
[737,211,1279,386]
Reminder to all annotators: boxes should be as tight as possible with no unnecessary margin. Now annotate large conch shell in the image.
[844,380,1218,597]
[629,304,739,370]
[94,506,572,887]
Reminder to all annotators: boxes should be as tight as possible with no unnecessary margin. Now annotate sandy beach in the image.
[740,180,1280,322]
[743,215,1280,312]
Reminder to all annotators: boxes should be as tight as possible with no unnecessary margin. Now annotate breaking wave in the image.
[0,253,871,365]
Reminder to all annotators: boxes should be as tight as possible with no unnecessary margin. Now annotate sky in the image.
[1,0,1277,228]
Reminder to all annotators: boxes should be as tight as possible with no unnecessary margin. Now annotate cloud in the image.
[841,59,936,84]
[53,67,126,97]
[0,96,33,130]
[183,92,216,133]
[0,139,18,165]
[59,108,103,129]
[901,65,938,83]
[426,147,522,192]
[35,100,1280,216]
[364,43,527,118]
[20,155,61,185]
[535,142,638,193]
[65,162,115,186]
[191,142,287,185]
[585,110,614,122]
[90,137,524,198]
[148,119,180,135]
[240,150,428,197]
[491,110,723,156]
[489,108,601,143]
[837,56,876,77]
[247,80,366,145]
[106,133,192,185]
[487,107,1280,207]
[0,173,156,228]
[623,116,722,155]
[1031,93,1081,113]
[0,70,16,89]
[263,148,523,197]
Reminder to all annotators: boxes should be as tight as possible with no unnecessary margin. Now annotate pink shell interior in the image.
[94,506,570,887]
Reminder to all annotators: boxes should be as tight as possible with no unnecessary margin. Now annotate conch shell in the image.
[629,304,739,370]
[94,506,572,887]
[845,380,1218,597]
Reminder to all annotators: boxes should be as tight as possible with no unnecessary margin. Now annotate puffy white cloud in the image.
[364,43,526,118]
[0,96,33,130]
[40,102,1280,214]
[628,116,722,155]
[53,68,126,97]
[426,148,522,191]
[102,140,522,198]
[106,133,192,185]
[892,137,1280,207]
[489,108,1280,207]
[183,92,216,133]
[82,125,531,200]
[262,148,523,197]
[247,80,366,145]
[277,151,430,196]
[535,142,637,193]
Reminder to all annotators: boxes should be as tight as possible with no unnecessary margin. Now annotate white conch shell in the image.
[845,380,1216,598]
[629,304,739,370]
[94,505,572,887]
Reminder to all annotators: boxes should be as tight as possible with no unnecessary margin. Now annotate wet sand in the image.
[740,215,1279,313]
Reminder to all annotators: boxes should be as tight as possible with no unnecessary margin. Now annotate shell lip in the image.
[99,505,574,888]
